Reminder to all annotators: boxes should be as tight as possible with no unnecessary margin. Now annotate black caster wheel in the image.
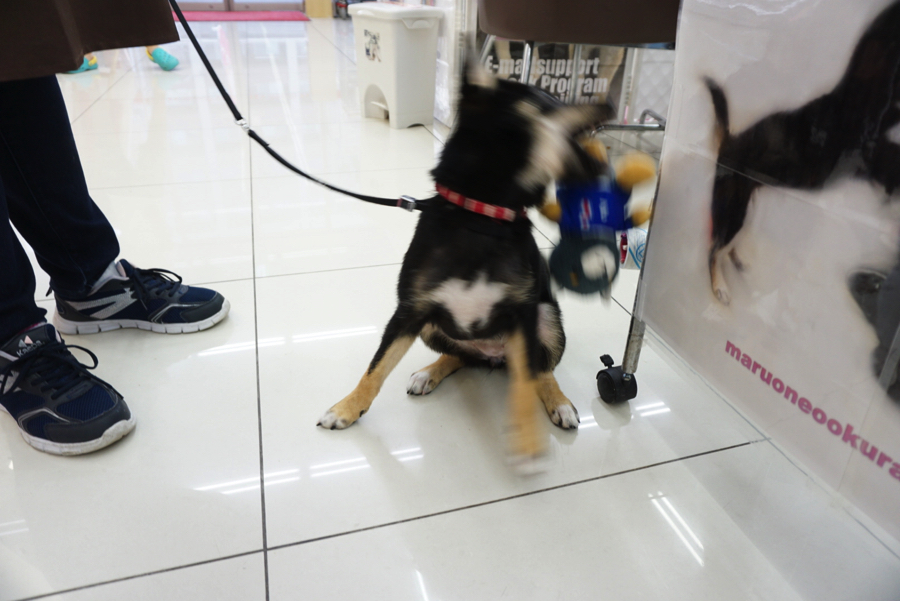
[596,354,637,404]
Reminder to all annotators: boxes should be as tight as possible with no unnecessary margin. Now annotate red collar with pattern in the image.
[435,184,527,222]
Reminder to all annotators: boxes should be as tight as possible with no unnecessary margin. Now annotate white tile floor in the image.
[2,18,899,601]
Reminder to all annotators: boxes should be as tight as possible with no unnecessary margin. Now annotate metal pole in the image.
[521,41,535,85]
[479,34,496,67]
[569,44,583,104]
[596,122,664,133]
[618,153,666,377]
[617,47,644,123]
[622,316,645,374]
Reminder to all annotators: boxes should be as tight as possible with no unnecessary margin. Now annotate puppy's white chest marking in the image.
[427,274,508,332]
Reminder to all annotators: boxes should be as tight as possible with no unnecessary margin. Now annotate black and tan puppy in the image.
[707,0,900,304]
[317,62,613,467]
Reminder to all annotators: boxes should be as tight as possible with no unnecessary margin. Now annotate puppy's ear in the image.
[462,55,497,91]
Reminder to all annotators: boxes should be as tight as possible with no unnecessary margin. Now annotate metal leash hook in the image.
[235,118,250,132]
[397,196,418,211]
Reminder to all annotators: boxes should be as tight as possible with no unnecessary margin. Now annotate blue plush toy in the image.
[544,139,655,295]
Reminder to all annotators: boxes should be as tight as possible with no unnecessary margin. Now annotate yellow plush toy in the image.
[543,137,656,295]
[540,138,655,227]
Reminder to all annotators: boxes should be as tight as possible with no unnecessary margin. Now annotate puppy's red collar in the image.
[436,184,526,222]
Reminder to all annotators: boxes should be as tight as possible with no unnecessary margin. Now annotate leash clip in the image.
[235,118,250,132]
[397,195,417,211]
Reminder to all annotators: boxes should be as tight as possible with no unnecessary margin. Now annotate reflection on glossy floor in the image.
[2,19,899,601]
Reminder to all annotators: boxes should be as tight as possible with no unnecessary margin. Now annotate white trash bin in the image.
[349,2,443,129]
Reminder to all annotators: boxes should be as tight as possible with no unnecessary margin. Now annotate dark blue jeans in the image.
[0,76,119,342]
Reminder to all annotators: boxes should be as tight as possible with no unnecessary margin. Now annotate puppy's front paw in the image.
[318,388,374,429]
[407,370,435,395]
[317,404,366,430]
[508,450,553,476]
[507,381,549,469]
[550,404,580,430]
[317,409,350,430]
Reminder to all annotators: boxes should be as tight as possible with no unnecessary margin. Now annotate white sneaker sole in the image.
[0,405,136,456]
[53,299,231,335]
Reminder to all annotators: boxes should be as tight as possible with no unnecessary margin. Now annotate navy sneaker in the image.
[0,324,134,455]
[53,259,230,335]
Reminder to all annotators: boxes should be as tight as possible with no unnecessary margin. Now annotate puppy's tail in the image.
[704,77,730,147]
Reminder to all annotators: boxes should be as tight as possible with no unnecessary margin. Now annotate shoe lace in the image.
[0,340,109,402]
[131,267,184,302]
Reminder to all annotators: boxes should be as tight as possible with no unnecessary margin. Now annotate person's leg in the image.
[0,76,120,300]
[0,79,134,454]
[0,175,46,343]
[0,75,228,336]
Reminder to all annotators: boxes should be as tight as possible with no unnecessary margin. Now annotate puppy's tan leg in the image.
[536,372,579,430]
[506,331,547,461]
[318,335,416,430]
[407,354,466,396]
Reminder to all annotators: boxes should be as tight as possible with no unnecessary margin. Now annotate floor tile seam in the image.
[247,120,439,135]
[759,436,900,562]
[307,20,356,65]
[532,227,554,247]
[38,267,398,301]
[243,118,368,129]
[264,441,756,553]
[846,509,900,562]
[66,64,137,125]
[247,53,273,601]
[74,123,249,139]
[253,262,404,282]
[424,126,447,147]
[249,238,597,283]
[72,123,262,136]
[9,549,266,601]
[242,26,349,137]
[173,27,252,106]
[84,116,440,183]
[640,326,770,439]
[252,161,437,180]
[249,161,437,183]
[32,276,257,308]
[92,89,252,108]
[604,293,638,320]
[611,295,634,316]
[86,174,249,192]
[248,123,443,179]
[249,152,437,180]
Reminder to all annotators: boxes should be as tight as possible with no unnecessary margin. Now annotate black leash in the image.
[168,0,427,212]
